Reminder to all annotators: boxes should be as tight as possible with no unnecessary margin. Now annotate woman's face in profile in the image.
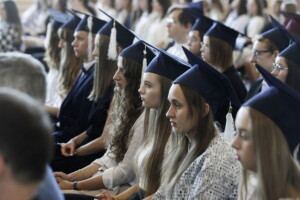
[231,107,257,172]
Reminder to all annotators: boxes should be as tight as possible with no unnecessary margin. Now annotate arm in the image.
[54,163,101,190]
[94,185,138,200]
[75,107,112,155]
[100,114,144,189]
[60,131,89,156]
[45,105,60,117]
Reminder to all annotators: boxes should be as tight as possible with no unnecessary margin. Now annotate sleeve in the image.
[96,115,144,189]
[246,16,265,38]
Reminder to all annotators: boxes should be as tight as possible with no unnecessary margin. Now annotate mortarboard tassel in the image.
[108,20,118,60]
[224,102,235,144]
[87,16,93,61]
[142,46,147,74]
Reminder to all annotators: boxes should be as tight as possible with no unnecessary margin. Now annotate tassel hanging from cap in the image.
[87,16,93,61]
[224,102,235,144]
[108,20,118,60]
[142,46,147,74]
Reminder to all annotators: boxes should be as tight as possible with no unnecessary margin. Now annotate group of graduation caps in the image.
[48,0,300,198]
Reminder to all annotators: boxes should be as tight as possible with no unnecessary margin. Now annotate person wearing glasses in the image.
[272,42,300,93]
[245,25,290,100]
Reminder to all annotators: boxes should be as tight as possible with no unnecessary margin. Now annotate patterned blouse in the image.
[0,22,21,52]
[153,135,240,200]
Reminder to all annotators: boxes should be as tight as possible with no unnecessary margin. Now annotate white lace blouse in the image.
[153,135,240,200]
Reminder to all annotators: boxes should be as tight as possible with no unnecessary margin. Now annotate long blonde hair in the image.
[57,28,82,96]
[134,75,172,196]
[161,84,216,196]
[239,107,300,200]
[88,34,117,101]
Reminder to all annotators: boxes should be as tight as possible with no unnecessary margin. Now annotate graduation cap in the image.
[119,40,157,73]
[205,21,240,48]
[184,1,204,25]
[261,27,290,51]
[73,10,107,34]
[145,50,191,81]
[97,8,137,60]
[48,9,72,31]
[278,42,300,67]
[60,10,82,31]
[244,64,300,152]
[190,15,214,34]
[173,50,241,115]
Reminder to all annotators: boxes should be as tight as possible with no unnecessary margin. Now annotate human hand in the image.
[57,179,73,190]
[53,171,70,183]
[61,140,76,156]
[94,191,116,200]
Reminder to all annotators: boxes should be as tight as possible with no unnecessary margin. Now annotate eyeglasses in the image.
[272,63,288,72]
[252,49,273,58]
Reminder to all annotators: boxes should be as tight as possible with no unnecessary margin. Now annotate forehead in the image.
[143,72,160,83]
[253,40,268,50]
[235,107,251,129]
[169,9,182,19]
[74,31,88,38]
[168,84,186,101]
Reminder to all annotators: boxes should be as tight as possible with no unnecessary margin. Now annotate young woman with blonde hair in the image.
[232,65,300,200]
[153,56,240,199]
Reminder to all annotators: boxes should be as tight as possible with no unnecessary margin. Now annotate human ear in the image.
[202,103,210,117]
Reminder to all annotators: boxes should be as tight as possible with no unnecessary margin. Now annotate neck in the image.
[176,36,188,44]
[185,131,198,150]
[0,178,38,200]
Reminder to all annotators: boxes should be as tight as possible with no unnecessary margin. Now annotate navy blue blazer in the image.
[53,64,95,143]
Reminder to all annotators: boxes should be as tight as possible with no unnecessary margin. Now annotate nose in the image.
[231,135,240,150]
[113,69,120,81]
[71,39,77,47]
[138,84,144,95]
[58,40,64,48]
[166,105,174,119]
[271,68,278,77]
[250,54,256,63]
[92,45,99,57]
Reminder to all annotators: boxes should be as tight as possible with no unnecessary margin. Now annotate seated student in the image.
[201,22,247,129]
[44,10,72,108]
[0,52,64,200]
[51,12,107,144]
[54,37,145,197]
[52,17,137,173]
[153,58,241,199]
[246,17,291,100]
[96,42,190,200]
[231,64,300,199]
[272,42,300,93]
[187,15,213,58]
[166,2,203,61]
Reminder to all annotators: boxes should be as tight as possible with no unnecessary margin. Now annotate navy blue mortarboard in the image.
[261,27,290,51]
[73,10,106,34]
[184,1,204,25]
[120,40,157,66]
[60,11,81,31]
[98,19,136,48]
[205,22,239,48]
[97,8,137,60]
[146,51,190,81]
[244,64,300,152]
[174,51,241,115]
[48,9,71,31]
[279,42,300,66]
[190,16,214,34]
